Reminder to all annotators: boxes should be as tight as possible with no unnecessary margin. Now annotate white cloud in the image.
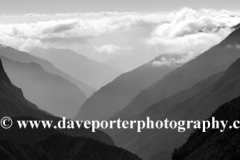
[151,57,177,66]
[236,45,240,49]
[0,8,239,70]
[227,44,240,50]
[147,8,240,66]
[95,44,121,54]
[151,52,196,67]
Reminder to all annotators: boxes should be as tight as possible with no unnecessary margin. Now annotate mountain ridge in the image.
[0,55,86,118]
[75,54,181,121]
[31,48,122,89]
[108,27,240,160]
[0,45,94,97]
[115,27,240,122]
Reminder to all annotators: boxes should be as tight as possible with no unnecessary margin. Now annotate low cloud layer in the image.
[95,44,121,54]
[0,8,239,71]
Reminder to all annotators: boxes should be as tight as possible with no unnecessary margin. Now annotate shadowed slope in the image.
[172,96,240,160]
[0,45,94,97]
[76,54,180,121]
[1,56,86,118]
[0,58,113,146]
[109,27,240,160]
[116,26,240,125]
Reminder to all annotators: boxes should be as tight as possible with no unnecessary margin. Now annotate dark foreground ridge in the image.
[0,131,141,160]
[172,96,240,160]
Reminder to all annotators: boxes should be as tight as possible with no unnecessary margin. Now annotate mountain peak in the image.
[232,22,240,30]
[221,25,240,46]
[0,59,11,84]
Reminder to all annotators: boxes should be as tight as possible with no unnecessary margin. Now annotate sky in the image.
[0,0,239,14]
[0,1,240,71]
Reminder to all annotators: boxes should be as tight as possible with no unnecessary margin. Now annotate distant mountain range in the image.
[0,45,90,118]
[0,45,94,98]
[1,56,86,118]
[31,48,122,89]
[76,54,181,121]
[105,26,240,160]
[104,52,156,72]
[0,58,108,143]
[0,58,142,160]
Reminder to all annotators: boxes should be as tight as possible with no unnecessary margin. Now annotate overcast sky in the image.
[0,0,239,15]
[0,1,239,71]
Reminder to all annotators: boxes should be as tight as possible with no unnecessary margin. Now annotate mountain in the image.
[1,56,86,118]
[0,45,94,98]
[31,48,122,89]
[115,27,240,122]
[75,54,181,121]
[108,71,223,160]
[0,60,113,144]
[233,22,240,30]
[104,52,158,72]
[0,58,115,145]
[0,59,53,119]
[172,96,240,160]
[108,27,240,160]
[0,131,142,160]
[0,59,141,160]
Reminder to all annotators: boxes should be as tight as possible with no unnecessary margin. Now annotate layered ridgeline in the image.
[0,59,53,119]
[172,96,240,160]
[114,26,240,121]
[1,56,86,118]
[0,58,109,143]
[0,46,89,118]
[0,59,141,160]
[0,45,94,98]
[75,54,181,121]
[107,27,240,160]
[31,48,122,89]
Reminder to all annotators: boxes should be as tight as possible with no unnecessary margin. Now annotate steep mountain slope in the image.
[0,57,114,145]
[172,96,240,160]
[117,26,240,121]
[0,59,53,119]
[113,72,224,120]
[76,54,181,121]
[0,59,141,160]
[110,50,240,160]
[108,71,223,159]
[0,45,94,97]
[32,48,122,89]
[1,56,86,118]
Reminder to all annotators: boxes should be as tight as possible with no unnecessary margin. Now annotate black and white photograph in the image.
[0,0,240,160]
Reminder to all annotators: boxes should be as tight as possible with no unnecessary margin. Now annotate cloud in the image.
[0,8,239,70]
[0,18,109,51]
[227,44,240,50]
[151,58,177,66]
[151,53,195,67]
[48,21,79,33]
[95,44,121,54]
[147,8,240,65]
[237,45,240,49]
